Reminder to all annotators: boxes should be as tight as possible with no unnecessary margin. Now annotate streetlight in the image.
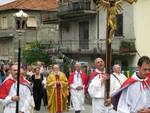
[13,10,28,113]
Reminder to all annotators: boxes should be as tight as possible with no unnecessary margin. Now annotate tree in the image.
[22,41,53,65]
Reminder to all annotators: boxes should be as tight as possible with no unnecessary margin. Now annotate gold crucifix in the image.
[97,0,137,43]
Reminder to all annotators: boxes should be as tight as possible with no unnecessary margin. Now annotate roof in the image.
[0,0,58,11]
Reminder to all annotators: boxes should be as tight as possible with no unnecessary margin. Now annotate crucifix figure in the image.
[96,0,137,106]
[97,0,137,43]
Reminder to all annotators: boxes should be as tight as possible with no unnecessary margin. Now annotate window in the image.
[79,21,89,49]
[0,16,8,29]
[16,19,26,29]
[0,43,9,55]
[115,14,123,36]
[27,16,37,27]
[62,22,69,32]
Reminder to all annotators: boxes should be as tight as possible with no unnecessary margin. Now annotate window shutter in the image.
[27,16,37,27]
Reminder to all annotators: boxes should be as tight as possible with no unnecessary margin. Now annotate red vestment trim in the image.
[56,75,62,112]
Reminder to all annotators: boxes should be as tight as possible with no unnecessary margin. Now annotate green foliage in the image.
[120,41,130,48]
[120,41,135,49]
[22,41,52,65]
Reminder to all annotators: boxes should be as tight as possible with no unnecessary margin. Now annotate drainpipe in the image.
[97,11,99,49]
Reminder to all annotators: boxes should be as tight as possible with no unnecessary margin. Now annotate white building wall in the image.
[99,10,107,40]
[61,16,97,51]
[133,0,150,66]
[88,16,97,50]
[62,21,79,50]
[123,2,135,39]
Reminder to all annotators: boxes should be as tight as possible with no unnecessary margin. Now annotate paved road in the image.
[39,104,92,113]
[0,103,92,113]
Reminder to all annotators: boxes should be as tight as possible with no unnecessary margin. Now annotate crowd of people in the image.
[0,56,150,113]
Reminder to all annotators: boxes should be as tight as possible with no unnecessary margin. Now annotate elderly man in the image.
[110,64,127,95]
[0,64,33,113]
[46,64,68,113]
[68,62,87,113]
[87,57,115,113]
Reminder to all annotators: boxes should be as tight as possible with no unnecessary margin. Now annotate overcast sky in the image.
[0,0,15,5]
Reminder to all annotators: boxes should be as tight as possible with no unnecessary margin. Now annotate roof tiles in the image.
[0,0,58,11]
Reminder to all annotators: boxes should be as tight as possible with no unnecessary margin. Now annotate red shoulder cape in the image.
[0,78,15,99]
[84,70,98,93]
[68,70,88,93]
[0,77,31,99]
[68,70,87,85]
[86,70,98,87]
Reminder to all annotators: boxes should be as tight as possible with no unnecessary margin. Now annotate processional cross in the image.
[96,0,137,102]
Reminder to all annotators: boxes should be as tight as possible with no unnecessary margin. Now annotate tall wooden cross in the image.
[96,0,137,100]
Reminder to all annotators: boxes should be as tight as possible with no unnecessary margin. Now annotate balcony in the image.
[0,29,14,39]
[58,1,96,19]
[42,12,59,24]
[48,39,136,55]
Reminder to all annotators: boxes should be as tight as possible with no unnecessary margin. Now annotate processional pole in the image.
[105,9,112,99]
[16,37,21,113]
[14,10,28,113]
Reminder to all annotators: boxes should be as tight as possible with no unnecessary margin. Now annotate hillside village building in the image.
[0,0,146,69]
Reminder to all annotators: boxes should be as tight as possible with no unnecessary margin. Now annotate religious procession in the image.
[0,0,150,113]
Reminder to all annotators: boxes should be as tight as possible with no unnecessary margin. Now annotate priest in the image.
[46,64,68,113]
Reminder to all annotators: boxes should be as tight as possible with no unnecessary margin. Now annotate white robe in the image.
[110,73,127,95]
[70,71,85,111]
[117,73,150,113]
[88,69,116,113]
[2,82,34,113]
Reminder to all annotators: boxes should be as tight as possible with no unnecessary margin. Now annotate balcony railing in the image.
[44,38,136,54]
[58,1,96,17]
[0,29,15,39]
[42,12,58,24]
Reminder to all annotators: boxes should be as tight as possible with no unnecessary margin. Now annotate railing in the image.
[43,38,136,54]
[58,1,91,14]
[42,12,58,23]
[0,29,15,38]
